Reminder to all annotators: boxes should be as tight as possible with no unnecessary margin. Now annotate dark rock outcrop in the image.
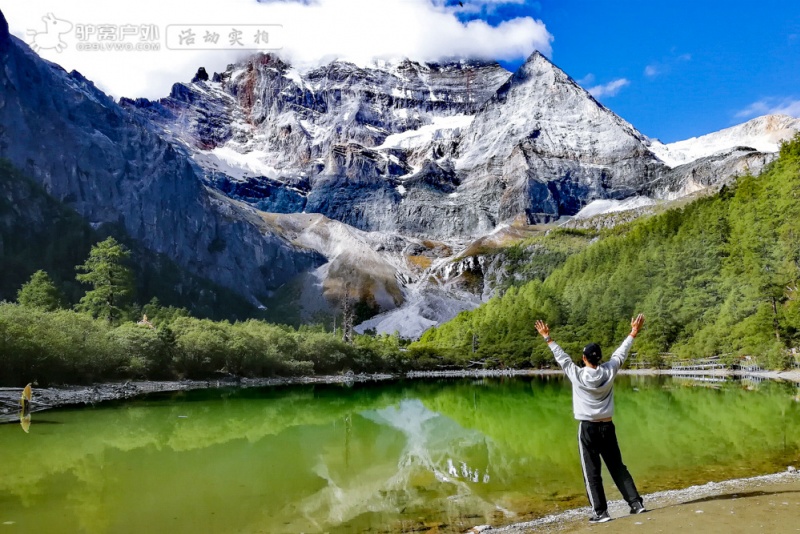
[192,67,209,82]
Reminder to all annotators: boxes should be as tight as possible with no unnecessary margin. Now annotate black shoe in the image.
[630,501,646,514]
[589,510,612,523]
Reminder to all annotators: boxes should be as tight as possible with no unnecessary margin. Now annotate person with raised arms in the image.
[535,314,647,523]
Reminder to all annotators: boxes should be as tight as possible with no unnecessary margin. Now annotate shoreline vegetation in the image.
[4,295,796,396]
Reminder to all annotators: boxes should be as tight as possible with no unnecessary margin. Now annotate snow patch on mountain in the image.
[195,146,281,180]
[376,114,474,150]
[572,196,656,220]
[649,114,800,168]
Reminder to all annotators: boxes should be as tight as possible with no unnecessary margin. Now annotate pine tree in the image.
[75,237,135,323]
[17,270,63,311]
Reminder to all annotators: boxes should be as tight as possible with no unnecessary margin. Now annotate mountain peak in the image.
[507,49,566,87]
[0,9,10,50]
[519,50,555,71]
[523,50,546,62]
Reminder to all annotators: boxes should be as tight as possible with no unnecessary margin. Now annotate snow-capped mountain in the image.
[126,52,673,239]
[129,50,785,244]
[124,55,520,239]
[649,114,800,168]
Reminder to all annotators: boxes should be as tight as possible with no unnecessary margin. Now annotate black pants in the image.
[578,420,642,514]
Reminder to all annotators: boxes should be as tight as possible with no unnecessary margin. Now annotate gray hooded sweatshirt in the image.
[548,336,635,421]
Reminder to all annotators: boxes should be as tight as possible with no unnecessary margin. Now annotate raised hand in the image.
[535,320,550,338]
[630,313,645,337]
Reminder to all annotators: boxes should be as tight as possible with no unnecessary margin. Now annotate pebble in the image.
[788,466,797,473]
[695,510,703,513]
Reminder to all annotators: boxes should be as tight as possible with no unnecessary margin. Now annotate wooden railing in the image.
[670,356,728,372]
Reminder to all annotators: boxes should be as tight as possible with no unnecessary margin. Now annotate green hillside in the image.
[411,135,800,370]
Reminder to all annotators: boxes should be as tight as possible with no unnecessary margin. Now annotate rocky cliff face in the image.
[0,12,322,304]
[647,147,776,199]
[124,55,514,238]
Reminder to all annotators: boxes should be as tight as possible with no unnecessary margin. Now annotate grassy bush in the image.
[0,303,123,385]
[0,302,404,386]
[107,323,174,379]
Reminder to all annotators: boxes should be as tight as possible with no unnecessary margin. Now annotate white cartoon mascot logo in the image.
[26,13,73,53]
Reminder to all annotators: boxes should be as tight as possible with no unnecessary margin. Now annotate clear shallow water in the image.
[1,376,798,533]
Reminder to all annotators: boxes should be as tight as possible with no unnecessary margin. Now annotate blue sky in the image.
[460,0,800,142]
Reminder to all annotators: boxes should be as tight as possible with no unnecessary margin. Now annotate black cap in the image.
[583,343,602,365]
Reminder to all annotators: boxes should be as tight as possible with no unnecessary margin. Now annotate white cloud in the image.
[576,73,595,86]
[735,97,800,119]
[644,52,690,78]
[587,78,630,98]
[1,0,552,100]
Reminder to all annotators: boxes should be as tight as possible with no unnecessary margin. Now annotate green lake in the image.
[1,376,799,533]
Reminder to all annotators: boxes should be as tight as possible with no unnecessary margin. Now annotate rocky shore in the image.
[480,469,800,533]
[0,372,395,423]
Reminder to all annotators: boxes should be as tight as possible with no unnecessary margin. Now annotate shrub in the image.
[107,323,175,379]
[171,317,231,378]
[0,303,120,385]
